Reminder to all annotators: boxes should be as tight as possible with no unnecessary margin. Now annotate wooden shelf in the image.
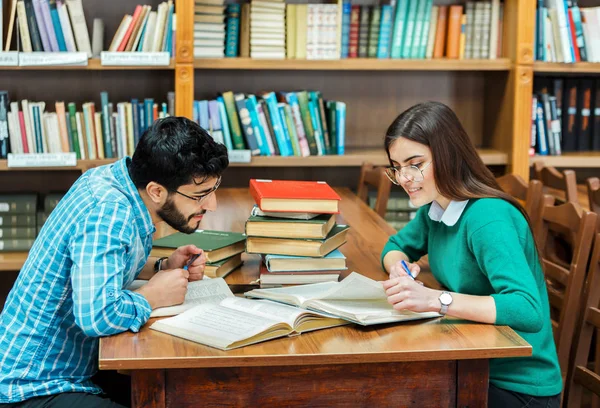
[0,58,175,70]
[530,152,600,168]
[0,149,507,171]
[194,58,512,71]
[533,62,600,73]
[0,159,114,172]
[0,252,27,272]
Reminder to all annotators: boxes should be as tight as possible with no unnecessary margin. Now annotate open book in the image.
[245,272,441,325]
[149,278,349,350]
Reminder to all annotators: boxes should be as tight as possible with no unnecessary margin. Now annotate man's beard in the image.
[157,196,205,234]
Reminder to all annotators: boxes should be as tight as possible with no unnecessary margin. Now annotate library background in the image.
[0,0,599,307]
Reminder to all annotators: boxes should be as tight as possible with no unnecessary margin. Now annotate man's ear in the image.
[146,182,167,204]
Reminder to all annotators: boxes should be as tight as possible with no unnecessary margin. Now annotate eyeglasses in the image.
[384,162,432,185]
[175,177,221,204]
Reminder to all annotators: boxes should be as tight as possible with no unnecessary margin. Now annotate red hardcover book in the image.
[348,5,360,58]
[249,179,341,213]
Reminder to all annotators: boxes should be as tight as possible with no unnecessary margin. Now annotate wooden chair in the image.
[588,177,600,214]
[533,161,579,205]
[496,173,543,227]
[534,196,598,380]
[566,232,600,407]
[357,162,392,218]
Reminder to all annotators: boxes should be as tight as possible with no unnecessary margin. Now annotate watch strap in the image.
[154,257,168,273]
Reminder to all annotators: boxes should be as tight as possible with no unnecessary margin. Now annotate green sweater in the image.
[381,198,562,397]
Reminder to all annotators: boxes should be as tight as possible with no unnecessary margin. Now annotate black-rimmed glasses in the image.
[175,177,221,204]
[384,162,432,185]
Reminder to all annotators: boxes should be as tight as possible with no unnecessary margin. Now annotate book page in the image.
[128,277,234,317]
[150,303,289,350]
[317,272,386,301]
[245,281,338,306]
[221,297,304,327]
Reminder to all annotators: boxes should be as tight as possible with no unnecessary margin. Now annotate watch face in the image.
[440,292,452,305]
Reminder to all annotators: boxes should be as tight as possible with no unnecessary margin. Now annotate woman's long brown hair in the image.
[384,101,537,236]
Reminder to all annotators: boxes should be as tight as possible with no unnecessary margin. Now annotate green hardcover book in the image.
[295,91,318,155]
[367,6,381,58]
[0,214,37,227]
[204,253,244,279]
[245,212,336,239]
[358,6,371,58]
[411,0,428,58]
[401,0,419,58]
[221,91,246,150]
[309,91,331,155]
[67,103,81,159]
[419,0,434,58]
[152,230,247,263]
[0,239,35,252]
[390,0,410,58]
[0,194,38,213]
[246,224,350,257]
[44,193,64,213]
[326,100,337,154]
[283,104,301,157]
[0,227,37,239]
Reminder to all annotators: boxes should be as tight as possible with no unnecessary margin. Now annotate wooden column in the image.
[175,0,194,119]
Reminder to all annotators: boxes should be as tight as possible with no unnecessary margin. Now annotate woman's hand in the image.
[389,260,420,280]
[382,275,441,313]
[166,245,206,281]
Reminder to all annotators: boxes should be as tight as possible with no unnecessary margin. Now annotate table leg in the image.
[456,359,489,408]
[131,369,165,408]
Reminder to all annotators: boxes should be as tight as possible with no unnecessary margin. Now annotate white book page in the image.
[221,297,306,327]
[245,281,339,306]
[316,272,387,301]
[151,303,286,350]
[127,277,233,317]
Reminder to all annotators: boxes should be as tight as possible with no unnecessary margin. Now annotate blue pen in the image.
[400,260,415,280]
[183,254,201,270]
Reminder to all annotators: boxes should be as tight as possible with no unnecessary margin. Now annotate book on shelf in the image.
[246,224,349,257]
[245,212,336,239]
[246,271,441,326]
[250,179,341,213]
[265,249,346,272]
[149,276,349,350]
[151,229,246,263]
[1,91,175,158]
[3,0,92,57]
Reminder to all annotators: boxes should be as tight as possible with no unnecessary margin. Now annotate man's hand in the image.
[135,268,189,309]
[166,245,206,281]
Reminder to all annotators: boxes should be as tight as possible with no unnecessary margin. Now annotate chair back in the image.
[496,174,543,227]
[533,161,579,205]
[566,232,600,407]
[534,197,598,379]
[357,162,392,218]
[588,177,600,214]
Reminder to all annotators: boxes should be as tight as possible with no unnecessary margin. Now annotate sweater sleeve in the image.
[381,205,430,265]
[469,220,544,333]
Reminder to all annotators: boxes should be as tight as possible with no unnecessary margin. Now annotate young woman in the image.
[380,102,562,407]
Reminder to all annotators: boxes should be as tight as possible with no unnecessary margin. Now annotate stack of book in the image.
[37,192,64,234]
[194,90,346,157]
[0,90,174,159]
[249,0,286,59]
[0,194,38,252]
[151,229,246,279]
[193,0,226,58]
[108,2,175,54]
[245,179,349,288]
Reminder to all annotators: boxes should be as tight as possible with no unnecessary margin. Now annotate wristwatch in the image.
[154,257,168,273]
[438,291,453,315]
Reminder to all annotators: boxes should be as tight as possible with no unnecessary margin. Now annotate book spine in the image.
[67,102,80,158]
[48,0,67,51]
[234,94,261,155]
[340,1,351,58]
[367,6,380,58]
[225,4,240,58]
[221,91,245,150]
[57,0,76,52]
[66,0,92,57]
[216,96,234,151]
[259,99,279,155]
[24,0,44,51]
[0,92,9,159]
[100,92,112,159]
[263,93,292,156]
[335,102,346,155]
[254,99,275,155]
[285,93,310,157]
[278,104,298,156]
[0,239,35,251]
[245,95,270,156]
[295,92,317,155]
[17,1,33,52]
[0,227,37,239]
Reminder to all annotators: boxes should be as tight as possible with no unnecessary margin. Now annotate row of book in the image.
[368,192,417,231]
[195,90,346,157]
[195,0,504,60]
[534,1,600,63]
[0,91,175,159]
[108,2,175,54]
[0,193,62,251]
[530,77,600,157]
[2,0,91,54]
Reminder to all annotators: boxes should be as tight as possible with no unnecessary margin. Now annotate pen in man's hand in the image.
[400,260,415,280]
[183,254,201,271]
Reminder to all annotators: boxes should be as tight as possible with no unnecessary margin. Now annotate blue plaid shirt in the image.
[0,158,155,403]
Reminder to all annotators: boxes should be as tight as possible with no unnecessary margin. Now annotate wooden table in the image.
[99,188,532,408]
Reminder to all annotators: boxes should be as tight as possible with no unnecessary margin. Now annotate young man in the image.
[0,117,229,407]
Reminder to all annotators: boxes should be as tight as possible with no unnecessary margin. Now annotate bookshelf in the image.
[533,62,600,74]
[0,59,176,70]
